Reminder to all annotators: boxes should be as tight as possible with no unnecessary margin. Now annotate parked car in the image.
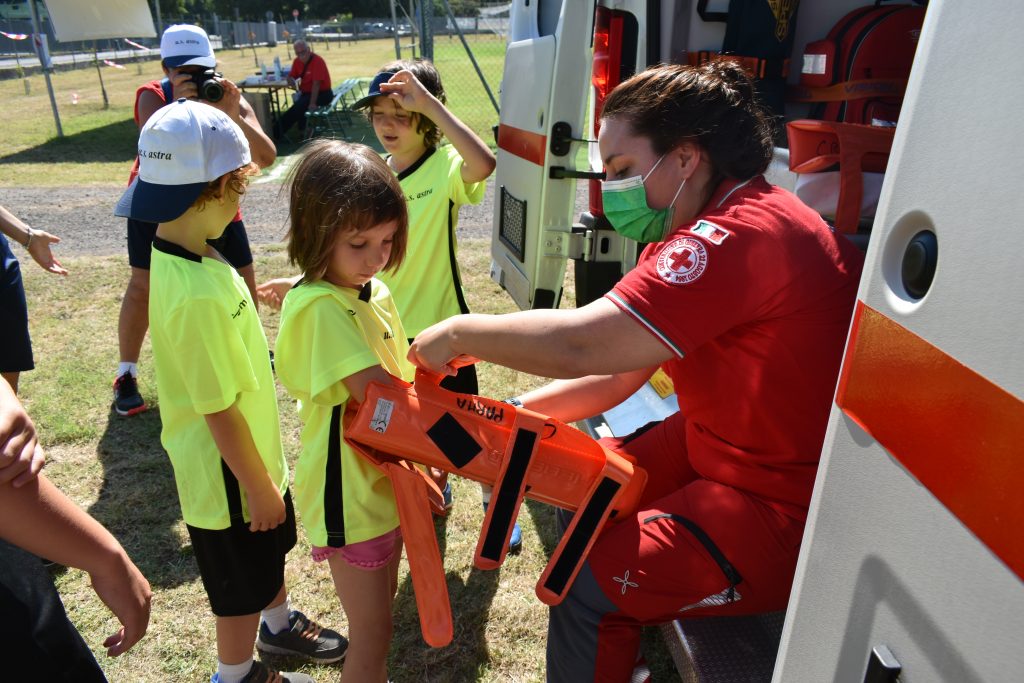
[361,21,393,36]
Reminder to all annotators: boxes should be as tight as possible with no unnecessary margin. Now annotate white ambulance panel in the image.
[490,0,595,310]
[774,1,1024,680]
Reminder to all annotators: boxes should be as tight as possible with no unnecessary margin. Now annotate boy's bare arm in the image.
[204,403,286,532]
[0,474,152,656]
[214,79,277,168]
[381,70,496,183]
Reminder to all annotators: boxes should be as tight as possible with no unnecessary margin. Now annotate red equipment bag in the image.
[787,1,927,233]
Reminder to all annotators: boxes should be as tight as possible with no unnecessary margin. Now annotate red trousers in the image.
[546,415,807,682]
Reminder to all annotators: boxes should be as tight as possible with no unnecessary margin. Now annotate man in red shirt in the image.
[273,40,333,140]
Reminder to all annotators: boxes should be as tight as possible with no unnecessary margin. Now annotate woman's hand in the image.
[27,229,68,275]
[407,318,479,377]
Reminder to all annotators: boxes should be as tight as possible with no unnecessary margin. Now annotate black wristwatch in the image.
[503,397,523,407]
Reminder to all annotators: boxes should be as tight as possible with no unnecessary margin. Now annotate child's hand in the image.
[0,390,45,487]
[246,483,286,532]
[169,71,199,101]
[91,553,152,657]
[256,277,298,311]
[379,69,437,115]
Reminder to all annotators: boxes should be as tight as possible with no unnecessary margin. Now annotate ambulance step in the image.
[661,611,785,683]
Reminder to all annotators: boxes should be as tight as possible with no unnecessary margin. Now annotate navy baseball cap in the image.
[352,71,397,110]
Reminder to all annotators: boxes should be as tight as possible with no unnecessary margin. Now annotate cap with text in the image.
[160,24,216,68]
[114,99,251,223]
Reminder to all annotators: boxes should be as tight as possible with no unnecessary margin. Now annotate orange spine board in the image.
[346,377,646,519]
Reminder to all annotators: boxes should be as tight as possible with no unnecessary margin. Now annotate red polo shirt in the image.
[289,53,331,94]
[607,176,864,516]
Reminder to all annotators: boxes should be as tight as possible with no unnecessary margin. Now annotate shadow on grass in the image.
[525,498,560,559]
[0,118,138,165]
[272,113,383,158]
[390,515,502,681]
[90,407,200,588]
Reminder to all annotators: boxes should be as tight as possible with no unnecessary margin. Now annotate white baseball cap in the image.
[160,24,216,69]
[115,99,251,223]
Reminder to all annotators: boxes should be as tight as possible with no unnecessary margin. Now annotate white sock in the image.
[480,483,493,505]
[261,596,291,634]
[117,362,138,378]
[216,658,253,683]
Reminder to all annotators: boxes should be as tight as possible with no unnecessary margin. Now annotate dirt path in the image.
[4,178,589,257]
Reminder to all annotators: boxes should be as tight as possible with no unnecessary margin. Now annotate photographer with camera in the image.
[111,24,276,417]
[272,39,333,141]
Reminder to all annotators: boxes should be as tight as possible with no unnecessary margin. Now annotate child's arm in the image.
[342,365,406,405]
[0,376,151,656]
[256,274,303,311]
[381,70,496,184]
[204,403,286,532]
[0,474,153,656]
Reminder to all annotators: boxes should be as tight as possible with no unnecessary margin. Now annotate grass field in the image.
[0,35,506,186]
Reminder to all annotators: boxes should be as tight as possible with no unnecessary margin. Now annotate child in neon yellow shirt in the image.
[274,140,414,683]
[113,99,344,683]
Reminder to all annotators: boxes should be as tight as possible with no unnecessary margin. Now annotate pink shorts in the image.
[311,528,402,569]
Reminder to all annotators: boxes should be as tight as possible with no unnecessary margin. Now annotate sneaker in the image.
[211,660,314,683]
[630,656,652,683]
[483,502,523,554]
[112,371,146,416]
[442,481,454,512]
[256,610,347,664]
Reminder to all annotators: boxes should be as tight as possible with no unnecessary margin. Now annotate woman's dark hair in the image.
[600,61,775,182]
[286,140,408,281]
[377,58,447,148]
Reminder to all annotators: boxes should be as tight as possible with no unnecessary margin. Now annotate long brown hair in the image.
[286,140,408,281]
[601,62,775,182]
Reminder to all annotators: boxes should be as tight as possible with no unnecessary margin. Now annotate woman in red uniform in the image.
[409,62,864,682]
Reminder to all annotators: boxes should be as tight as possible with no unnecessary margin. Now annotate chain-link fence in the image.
[0,1,510,146]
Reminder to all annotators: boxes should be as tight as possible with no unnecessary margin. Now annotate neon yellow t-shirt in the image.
[275,278,414,547]
[378,144,486,338]
[148,239,287,530]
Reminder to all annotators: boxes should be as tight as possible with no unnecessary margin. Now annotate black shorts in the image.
[0,237,33,373]
[0,540,106,682]
[127,218,254,270]
[186,490,298,617]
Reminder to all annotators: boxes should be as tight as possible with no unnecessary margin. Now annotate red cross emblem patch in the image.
[656,237,707,284]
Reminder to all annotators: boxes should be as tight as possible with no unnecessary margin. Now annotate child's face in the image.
[370,97,425,157]
[324,220,398,290]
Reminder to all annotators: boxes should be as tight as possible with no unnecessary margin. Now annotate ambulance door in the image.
[774,1,1024,680]
[490,0,597,310]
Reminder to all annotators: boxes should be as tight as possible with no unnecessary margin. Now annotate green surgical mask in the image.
[601,154,687,243]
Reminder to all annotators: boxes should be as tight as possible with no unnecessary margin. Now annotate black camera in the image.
[190,69,225,102]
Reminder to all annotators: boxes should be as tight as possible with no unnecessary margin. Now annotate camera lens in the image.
[202,80,224,102]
